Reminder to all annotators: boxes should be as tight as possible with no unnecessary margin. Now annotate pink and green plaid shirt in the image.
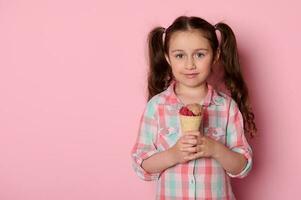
[131,81,253,199]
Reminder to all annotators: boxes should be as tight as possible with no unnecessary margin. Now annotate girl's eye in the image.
[175,54,184,59]
[195,53,205,58]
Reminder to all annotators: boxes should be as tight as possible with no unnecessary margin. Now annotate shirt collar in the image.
[164,80,223,107]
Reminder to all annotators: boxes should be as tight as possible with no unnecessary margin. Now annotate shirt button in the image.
[190,179,195,184]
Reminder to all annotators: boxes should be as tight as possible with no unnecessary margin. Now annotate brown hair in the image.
[147,16,257,138]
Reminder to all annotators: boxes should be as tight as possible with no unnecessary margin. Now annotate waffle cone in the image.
[180,115,202,133]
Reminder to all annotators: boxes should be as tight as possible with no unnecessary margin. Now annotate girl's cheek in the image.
[172,64,183,71]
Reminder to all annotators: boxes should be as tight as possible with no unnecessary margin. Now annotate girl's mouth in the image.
[184,73,199,78]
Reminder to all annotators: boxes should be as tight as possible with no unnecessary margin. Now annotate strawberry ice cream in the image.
[179,103,203,134]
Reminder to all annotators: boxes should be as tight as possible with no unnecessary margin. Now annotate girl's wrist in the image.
[168,146,180,166]
[212,142,225,160]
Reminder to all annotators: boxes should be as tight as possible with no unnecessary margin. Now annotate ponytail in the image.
[215,23,257,138]
[147,27,172,101]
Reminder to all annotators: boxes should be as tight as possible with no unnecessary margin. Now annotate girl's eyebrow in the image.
[171,48,209,53]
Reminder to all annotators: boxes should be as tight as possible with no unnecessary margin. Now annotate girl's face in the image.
[165,30,218,88]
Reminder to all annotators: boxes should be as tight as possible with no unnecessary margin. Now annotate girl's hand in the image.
[183,135,222,160]
[170,131,199,164]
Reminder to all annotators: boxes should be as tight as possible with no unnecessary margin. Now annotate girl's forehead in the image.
[169,30,211,50]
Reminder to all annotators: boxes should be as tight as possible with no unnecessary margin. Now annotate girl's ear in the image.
[213,48,220,64]
[165,53,171,65]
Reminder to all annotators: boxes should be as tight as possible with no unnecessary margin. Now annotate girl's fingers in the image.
[181,143,195,148]
[183,131,200,137]
[181,146,198,153]
[183,145,206,160]
[182,135,198,142]
[185,151,205,160]
[197,136,205,144]
[182,138,198,145]
[181,144,204,153]
[182,135,197,140]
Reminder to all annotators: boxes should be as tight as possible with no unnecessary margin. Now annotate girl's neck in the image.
[175,81,208,105]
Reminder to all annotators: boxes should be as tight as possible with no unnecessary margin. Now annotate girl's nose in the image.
[185,57,196,70]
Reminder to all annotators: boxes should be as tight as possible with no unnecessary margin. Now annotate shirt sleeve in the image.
[131,99,161,181]
[225,99,253,178]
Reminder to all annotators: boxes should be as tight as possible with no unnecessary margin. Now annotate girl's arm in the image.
[141,147,177,173]
[213,142,247,175]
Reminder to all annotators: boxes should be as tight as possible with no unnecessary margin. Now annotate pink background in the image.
[0,0,300,199]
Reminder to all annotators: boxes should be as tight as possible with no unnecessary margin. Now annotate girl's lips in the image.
[184,73,199,78]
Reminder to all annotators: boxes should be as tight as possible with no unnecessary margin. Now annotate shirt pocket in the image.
[204,127,226,144]
[157,127,179,151]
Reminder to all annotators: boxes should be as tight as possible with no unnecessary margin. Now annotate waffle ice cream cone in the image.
[180,115,202,132]
[179,103,203,134]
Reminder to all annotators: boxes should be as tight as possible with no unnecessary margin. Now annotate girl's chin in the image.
[178,80,207,88]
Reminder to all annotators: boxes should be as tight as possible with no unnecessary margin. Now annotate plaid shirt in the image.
[131,81,253,199]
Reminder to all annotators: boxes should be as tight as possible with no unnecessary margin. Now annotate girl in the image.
[131,16,256,199]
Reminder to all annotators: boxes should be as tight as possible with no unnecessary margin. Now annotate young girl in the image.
[131,16,257,199]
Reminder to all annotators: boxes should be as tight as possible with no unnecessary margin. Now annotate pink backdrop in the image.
[0,0,300,199]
